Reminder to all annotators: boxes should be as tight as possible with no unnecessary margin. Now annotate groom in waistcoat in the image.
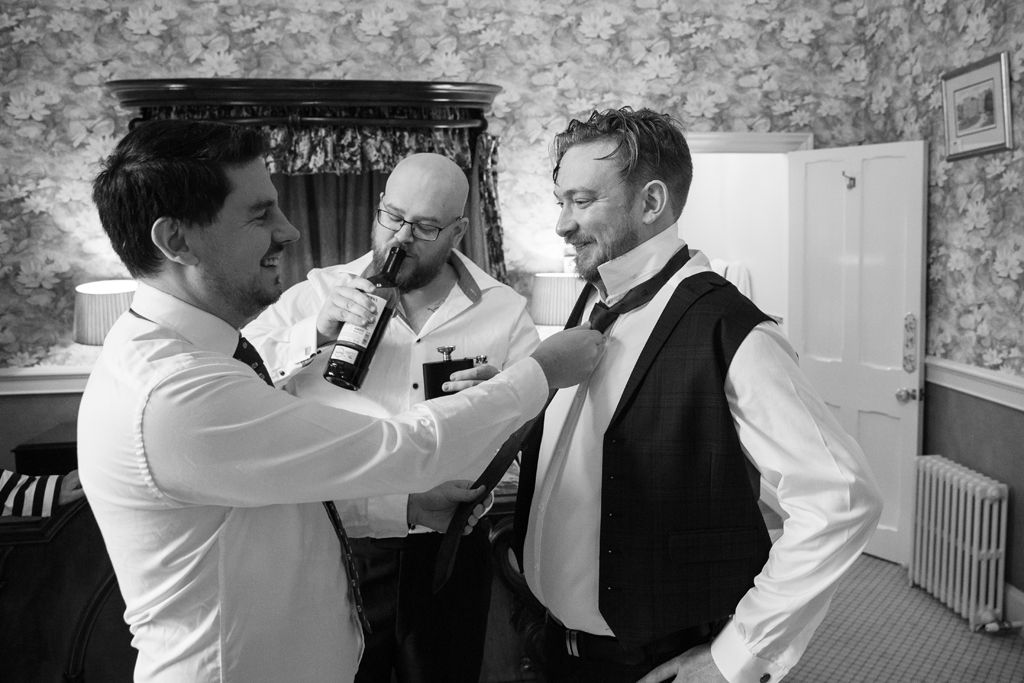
[513,107,883,683]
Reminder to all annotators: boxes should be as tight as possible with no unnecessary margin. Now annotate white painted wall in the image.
[680,153,789,331]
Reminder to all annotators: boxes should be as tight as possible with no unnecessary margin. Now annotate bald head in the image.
[385,153,469,220]
[373,153,470,292]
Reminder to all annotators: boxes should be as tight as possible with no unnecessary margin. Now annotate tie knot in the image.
[588,301,618,334]
[573,247,692,332]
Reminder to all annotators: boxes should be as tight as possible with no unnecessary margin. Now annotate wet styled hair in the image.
[551,107,693,217]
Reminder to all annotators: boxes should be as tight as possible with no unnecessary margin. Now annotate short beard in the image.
[574,229,640,284]
[205,269,282,326]
[575,255,601,284]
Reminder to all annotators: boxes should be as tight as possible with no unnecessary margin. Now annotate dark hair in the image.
[551,107,693,216]
[92,119,267,277]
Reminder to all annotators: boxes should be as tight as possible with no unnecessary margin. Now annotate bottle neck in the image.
[376,247,406,286]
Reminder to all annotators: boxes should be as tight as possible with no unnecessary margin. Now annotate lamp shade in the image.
[529,273,586,326]
[73,280,137,345]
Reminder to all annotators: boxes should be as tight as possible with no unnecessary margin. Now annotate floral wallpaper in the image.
[0,0,1022,375]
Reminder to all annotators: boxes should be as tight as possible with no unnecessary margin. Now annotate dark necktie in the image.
[233,335,371,633]
[432,247,692,592]
[584,245,693,332]
[233,336,274,384]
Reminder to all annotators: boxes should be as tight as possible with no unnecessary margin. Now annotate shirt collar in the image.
[596,225,688,305]
[130,281,241,357]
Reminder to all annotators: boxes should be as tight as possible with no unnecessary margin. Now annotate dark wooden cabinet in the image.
[13,421,78,476]
[0,499,135,682]
[2,423,134,682]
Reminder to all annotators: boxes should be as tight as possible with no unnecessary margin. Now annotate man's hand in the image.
[530,324,605,389]
[58,470,85,506]
[407,480,493,534]
[441,364,500,393]
[636,644,727,683]
[315,276,379,347]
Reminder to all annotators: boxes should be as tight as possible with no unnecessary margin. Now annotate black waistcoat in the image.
[516,271,773,649]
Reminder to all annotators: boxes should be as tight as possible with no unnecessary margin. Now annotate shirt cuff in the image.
[506,356,550,416]
[297,314,326,356]
[274,315,328,385]
[365,494,412,537]
[711,619,788,683]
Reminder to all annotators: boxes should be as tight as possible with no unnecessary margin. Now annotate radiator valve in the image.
[974,608,1023,635]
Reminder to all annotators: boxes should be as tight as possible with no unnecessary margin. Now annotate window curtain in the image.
[143,105,508,286]
[270,171,387,289]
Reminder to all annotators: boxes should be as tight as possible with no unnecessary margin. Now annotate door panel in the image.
[801,158,846,361]
[789,141,927,565]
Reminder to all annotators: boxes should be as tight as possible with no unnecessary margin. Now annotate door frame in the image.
[687,132,814,154]
[686,132,814,536]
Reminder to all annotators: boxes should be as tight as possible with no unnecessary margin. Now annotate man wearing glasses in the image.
[245,152,540,683]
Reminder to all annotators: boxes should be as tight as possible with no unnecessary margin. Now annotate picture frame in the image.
[941,52,1014,161]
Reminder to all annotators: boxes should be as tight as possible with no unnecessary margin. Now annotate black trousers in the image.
[351,524,492,683]
[540,615,719,683]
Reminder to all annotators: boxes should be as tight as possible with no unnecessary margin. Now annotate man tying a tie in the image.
[77,119,605,682]
[512,107,883,683]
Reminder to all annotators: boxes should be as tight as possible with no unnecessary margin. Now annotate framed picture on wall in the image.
[941,52,1014,161]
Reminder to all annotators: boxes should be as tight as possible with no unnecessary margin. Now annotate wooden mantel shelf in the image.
[105,78,503,110]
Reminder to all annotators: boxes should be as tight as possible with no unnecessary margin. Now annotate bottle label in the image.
[333,293,388,349]
[328,345,360,365]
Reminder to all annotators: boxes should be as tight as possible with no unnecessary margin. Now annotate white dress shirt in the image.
[244,250,540,536]
[77,282,548,683]
[523,226,882,683]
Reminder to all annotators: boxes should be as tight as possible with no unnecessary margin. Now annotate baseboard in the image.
[1007,582,1024,623]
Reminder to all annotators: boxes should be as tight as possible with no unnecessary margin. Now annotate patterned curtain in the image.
[475,133,507,284]
[142,104,507,282]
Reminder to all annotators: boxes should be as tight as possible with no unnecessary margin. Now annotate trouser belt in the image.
[545,612,723,667]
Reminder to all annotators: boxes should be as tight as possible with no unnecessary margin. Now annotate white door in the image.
[788,141,927,565]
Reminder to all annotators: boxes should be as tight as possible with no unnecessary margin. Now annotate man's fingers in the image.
[448,364,499,382]
[346,276,378,294]
[317,285,382,339]
[445,482,485,502]
[329,290,376,323]
[440,365,499,393]
[462,490,493,536]
[440,379,484,393]
[636,660,676,683]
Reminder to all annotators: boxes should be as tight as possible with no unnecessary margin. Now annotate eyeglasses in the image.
[375,206,462,242]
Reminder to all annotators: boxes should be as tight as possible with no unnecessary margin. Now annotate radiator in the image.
[909,455,1008,629]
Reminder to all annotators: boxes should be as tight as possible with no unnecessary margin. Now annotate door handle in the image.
[895,388,920,403]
